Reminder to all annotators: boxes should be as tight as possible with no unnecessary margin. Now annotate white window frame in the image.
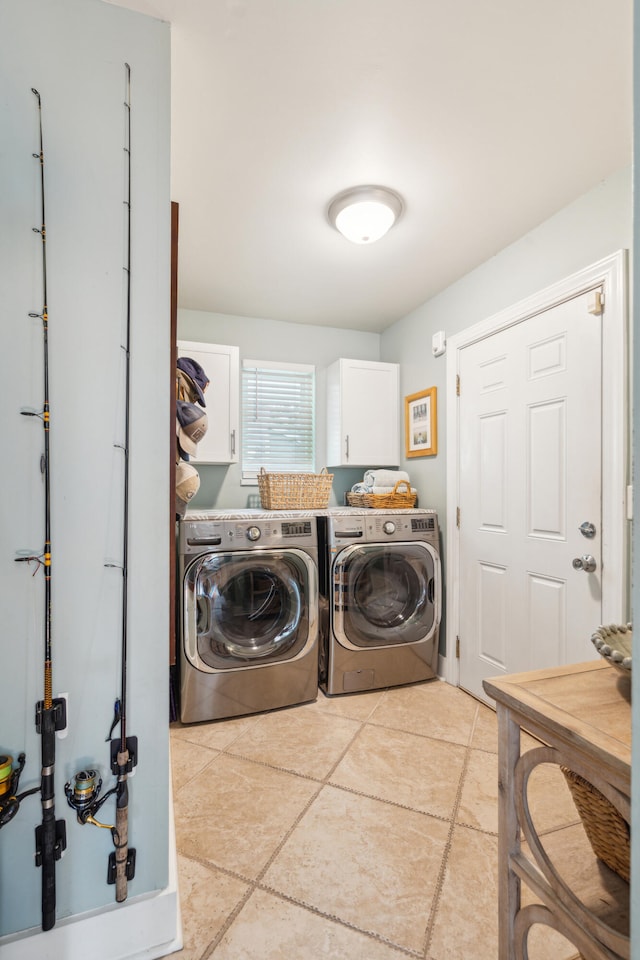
[241,358,316,484]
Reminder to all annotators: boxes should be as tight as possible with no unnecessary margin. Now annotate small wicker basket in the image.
[346,479,417,509]
[561,767,630,883]
[257,467,333,510]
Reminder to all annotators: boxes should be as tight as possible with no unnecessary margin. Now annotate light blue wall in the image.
[0,0,171,943]
[177,309,381,506]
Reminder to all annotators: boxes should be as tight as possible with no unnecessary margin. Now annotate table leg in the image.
[497,703,522,959]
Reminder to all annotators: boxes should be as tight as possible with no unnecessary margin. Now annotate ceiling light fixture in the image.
[327,185,403,244]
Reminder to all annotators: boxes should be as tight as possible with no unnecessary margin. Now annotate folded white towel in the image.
[363,469,410,488]
[370,484,416,495]
[351,482,416,495]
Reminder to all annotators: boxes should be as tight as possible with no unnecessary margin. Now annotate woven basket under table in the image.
[257,467,333,510]
[561,767,630,883]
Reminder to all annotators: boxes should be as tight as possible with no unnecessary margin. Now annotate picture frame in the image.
[405,387,437,458]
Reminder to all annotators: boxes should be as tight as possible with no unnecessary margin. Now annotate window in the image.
[241,359,315,482]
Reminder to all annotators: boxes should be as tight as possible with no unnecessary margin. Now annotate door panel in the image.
[459,290,602,701]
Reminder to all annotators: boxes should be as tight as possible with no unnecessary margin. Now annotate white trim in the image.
[445,251,629,686]
[0,788,182,960]
[243,358,315,373]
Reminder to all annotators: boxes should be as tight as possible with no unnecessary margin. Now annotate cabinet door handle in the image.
[345,435,349,461]
[230,429,236,456]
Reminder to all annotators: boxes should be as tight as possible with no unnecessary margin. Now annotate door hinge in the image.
[587,290,604,316]
[456,506,461,528]
[456,374,460,396]
[456,635,460,659]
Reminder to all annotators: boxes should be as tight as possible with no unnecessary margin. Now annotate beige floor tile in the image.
[170,714,261,751]
[211,887,410,959]
[457,752,580,837]
[174,753,319,878]
[330,723,466,819]
[369,680,478,746]
[427,825,499,960]
[263,784,449,953]
[456,749,499,833]
[228,706,361,779]
[170,737,218,794]
[310,687,387,721]
[525,761,582,835]
[158,854,249,960]
[427,827,580,960]
[469,702,498,753]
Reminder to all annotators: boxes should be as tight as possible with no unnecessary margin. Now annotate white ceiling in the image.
[108,0,632,332]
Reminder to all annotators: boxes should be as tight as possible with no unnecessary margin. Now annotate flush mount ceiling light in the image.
[327,185,403,244]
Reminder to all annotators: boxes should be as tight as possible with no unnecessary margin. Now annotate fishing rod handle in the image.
[38,708,57,929]
[114,748,129,902]
[114,800,129,902]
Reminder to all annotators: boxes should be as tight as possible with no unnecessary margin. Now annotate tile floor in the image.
[165,679,592,959]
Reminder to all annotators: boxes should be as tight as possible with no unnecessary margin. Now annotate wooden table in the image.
[483,661,631,960]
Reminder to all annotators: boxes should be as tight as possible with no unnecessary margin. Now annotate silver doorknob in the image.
[572,555,597,573]
[579,521,596,539]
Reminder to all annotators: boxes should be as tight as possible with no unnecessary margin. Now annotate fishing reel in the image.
[65,769,115,829]
[0,753,39,828]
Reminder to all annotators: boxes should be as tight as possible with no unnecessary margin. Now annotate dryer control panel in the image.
[327,510,439,546]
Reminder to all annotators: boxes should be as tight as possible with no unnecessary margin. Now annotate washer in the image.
[318,509,441,695]
[178,511,319,723]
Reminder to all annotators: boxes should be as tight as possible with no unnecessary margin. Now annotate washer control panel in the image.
[180,516,317,553]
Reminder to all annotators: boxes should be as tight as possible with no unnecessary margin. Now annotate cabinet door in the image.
[327,359,400,466]
[177,340,239,463]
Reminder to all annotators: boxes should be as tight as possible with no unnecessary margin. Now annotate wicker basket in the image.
[257,467,333,510]
[346,479,417,509]
[561,767,630,883]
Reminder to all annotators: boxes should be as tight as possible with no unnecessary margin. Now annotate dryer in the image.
[318,509,441,695]
[179,512,319,722]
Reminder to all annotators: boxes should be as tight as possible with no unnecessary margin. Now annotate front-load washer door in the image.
[333,542,439,650]
[183,548,316,671]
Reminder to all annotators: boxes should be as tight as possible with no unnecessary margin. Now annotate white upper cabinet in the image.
[177,340,239,463]
[326,358,400,467]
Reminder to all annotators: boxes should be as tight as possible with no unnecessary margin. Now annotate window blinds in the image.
[241,360,315,478]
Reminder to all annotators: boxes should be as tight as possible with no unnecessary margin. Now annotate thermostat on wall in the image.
[432,331,446,357]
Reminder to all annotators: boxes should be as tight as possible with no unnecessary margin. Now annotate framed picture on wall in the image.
[405,387,437,458]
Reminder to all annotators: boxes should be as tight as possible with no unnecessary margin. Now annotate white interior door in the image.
[458,290,603,701]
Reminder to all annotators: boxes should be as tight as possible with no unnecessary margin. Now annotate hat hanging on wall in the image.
[176,368,202,406]
[176,400,208,458]
[177,357,209,407]
[176,461,200,518]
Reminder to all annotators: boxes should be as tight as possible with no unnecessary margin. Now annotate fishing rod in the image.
[66,63,136,899]
[109,59,137,904]
[17,87,67,933]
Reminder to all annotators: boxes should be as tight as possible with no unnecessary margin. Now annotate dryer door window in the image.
[334,542,438,649]
[185,550,311,669]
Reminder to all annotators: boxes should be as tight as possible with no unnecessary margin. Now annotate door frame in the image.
[444,250,629,686]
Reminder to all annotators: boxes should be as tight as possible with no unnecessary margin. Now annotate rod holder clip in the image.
[35,697,67,734]
[110,736,138,775]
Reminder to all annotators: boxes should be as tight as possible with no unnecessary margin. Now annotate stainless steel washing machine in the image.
[318,509,441,695]
[179,512,319,722]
